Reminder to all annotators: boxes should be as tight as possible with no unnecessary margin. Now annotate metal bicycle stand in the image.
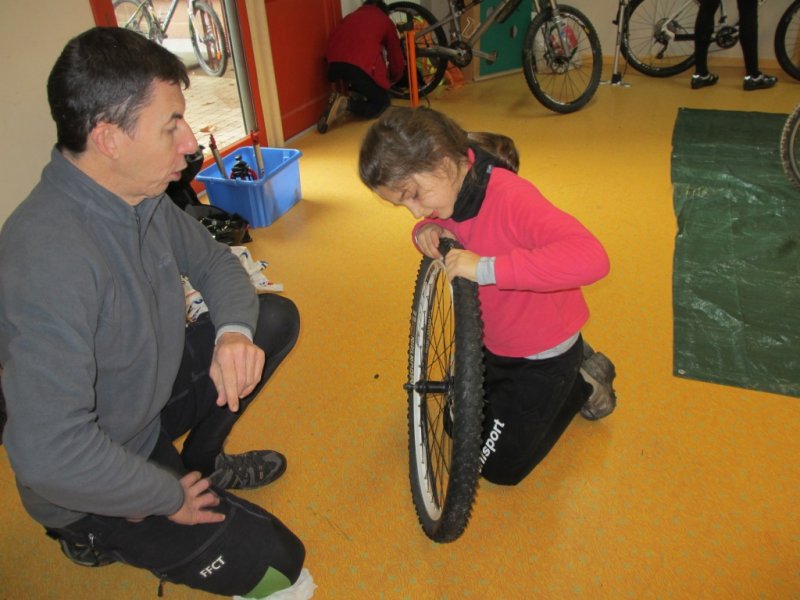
[602,0,632,88]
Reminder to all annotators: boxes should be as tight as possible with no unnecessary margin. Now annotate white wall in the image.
[0,0,93,224]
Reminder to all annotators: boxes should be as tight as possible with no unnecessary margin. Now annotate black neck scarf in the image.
[450,145,504,222]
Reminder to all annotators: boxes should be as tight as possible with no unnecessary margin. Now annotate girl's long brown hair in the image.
[359,107,519,190]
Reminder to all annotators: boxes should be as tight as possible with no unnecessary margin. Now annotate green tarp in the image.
[671,108,800,398]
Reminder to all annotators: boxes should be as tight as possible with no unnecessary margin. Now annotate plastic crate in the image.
[196,147,302,228]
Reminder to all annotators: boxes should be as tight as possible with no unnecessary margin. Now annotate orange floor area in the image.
[2,64,799,599]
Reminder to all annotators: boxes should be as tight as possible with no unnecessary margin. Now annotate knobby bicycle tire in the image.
[780,104,800,190]
[190,2,228,77]
[387,1,449,99]
[113,0,159,42]
[522,5,602,113]
[775,0,800,81]
[406,238,485,543]
[622,0,699,77]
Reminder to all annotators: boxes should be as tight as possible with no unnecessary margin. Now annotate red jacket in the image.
[326,5,405,90]
[413,163,610,358]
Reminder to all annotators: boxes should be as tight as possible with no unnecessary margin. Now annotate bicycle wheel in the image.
[113,0,159,42]
[780,105,800,190]
[622,0,699,77]
[406,238,484,543]
[522,5,602,114]
[775,0,800,81]
[189,2,228,77]
[387,1,449,99]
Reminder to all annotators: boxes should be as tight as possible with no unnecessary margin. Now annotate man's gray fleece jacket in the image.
[0,149,259,528]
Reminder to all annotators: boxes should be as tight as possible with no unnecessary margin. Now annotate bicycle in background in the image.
[619,0,800,80]
[387,0,602,114]
[114,0,228,77]
[781,104,800,189]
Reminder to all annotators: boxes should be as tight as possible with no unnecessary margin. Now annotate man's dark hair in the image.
[47,27,190,154]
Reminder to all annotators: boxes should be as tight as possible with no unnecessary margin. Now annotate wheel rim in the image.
[790,119,800,185]
[114,1,156,40]
[388,5,446,97]
[624,0,698,74]
[528,16,597,107]
[190,9,225,75]
[410,258,454,521]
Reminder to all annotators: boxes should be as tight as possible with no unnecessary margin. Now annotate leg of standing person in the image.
[479,337,590,486]
[738,0,777,89]
[691,0,721,88]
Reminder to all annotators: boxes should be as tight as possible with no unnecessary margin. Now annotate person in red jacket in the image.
[359,107,617,486]
[319,0,405,130]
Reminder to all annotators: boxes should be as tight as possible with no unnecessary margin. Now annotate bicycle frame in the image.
[118,0,203,43]
[411,0,568,64]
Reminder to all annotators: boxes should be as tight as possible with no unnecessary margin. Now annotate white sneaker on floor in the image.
[234,568,317,600]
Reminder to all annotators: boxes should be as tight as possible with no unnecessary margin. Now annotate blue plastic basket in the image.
[196,147,302,228]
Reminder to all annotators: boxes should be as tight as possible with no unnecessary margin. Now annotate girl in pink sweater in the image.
[359,107,616,485]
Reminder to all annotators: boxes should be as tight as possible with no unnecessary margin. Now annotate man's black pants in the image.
[48,294,305,597]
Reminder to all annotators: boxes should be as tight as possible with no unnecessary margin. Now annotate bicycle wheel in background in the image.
[406,238,484,543]
[622,0,700,77]
[387,1,449,99]
[113,0,160,43]
[522,5,602,113]
[189,2,228,77]
[775,0,800,81]
[780,105,800,190]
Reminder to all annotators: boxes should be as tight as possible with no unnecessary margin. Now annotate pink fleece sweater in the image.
[413,167,609,358]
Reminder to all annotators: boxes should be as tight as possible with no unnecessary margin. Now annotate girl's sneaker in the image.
[579,352,617,421]
[690,73,719,89]
[743,73,777,91]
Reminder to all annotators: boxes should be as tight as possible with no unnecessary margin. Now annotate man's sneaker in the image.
[208,450,287,490]
[58,538,115,568]
[743,73,777,91]
[579,352,617,421]
[691,72,719,89]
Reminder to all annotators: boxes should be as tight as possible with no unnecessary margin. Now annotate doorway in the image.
[95,0,258,157]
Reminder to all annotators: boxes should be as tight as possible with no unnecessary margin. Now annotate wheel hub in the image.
[450,41,473,68]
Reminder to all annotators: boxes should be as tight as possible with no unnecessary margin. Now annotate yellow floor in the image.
[2,65,799,599]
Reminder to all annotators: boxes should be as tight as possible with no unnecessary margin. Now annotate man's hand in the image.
[209,332,265,412]
[444,248,480,282]
[168,472,225,526]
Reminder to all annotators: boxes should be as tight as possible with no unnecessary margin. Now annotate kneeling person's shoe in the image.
[209,450,287,490]
[579,352,617,421]
[58,538,115,568]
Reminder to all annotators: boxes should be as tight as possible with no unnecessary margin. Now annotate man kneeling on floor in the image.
[0,27,314,599]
